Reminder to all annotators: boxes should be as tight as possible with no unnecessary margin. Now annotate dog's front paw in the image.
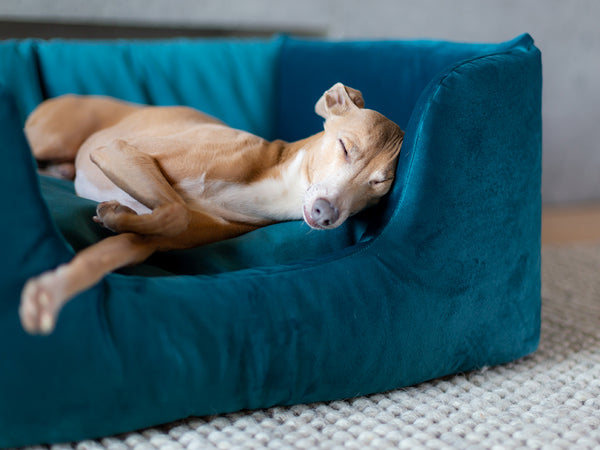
[94,200,137,232]
[20,268,67,335]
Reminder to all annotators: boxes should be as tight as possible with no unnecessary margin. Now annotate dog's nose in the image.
[311,198,339,228]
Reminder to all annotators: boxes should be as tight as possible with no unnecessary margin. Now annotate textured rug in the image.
[22,244,600,449]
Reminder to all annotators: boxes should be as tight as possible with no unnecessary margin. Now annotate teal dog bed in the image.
[0,34,542,446]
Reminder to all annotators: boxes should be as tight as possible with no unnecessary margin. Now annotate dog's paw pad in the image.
[19,273,62,335]
[95,201,137,232]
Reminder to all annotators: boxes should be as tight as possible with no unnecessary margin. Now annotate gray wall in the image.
[1,0,599,204]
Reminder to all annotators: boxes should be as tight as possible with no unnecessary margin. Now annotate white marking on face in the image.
[303,173,352,225]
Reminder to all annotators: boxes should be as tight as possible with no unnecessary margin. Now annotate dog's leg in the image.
[89,139,191,237]
[94,200,189,238]
[20,233,158,335]
[163,208,259,249]
[90,138,262,244]
[26,96,140,180]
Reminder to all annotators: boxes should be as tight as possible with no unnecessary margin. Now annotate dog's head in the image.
[303,83,404,230]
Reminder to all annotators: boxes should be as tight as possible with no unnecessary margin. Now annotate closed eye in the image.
[339,139,349,161]
[369,178,393,187]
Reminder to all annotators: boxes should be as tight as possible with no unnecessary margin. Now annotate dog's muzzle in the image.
[304,198,340,229]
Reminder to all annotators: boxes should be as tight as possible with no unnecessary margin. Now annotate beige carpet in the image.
[24,245,600,449]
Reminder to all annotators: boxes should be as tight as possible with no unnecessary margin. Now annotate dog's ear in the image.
[315,83,365,119]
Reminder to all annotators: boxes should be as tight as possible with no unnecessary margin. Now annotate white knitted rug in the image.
[24,245,600,449]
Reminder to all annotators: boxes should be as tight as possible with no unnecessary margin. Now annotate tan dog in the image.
[20,83,404,334]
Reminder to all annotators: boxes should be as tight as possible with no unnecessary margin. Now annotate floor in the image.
[542,204,600,245]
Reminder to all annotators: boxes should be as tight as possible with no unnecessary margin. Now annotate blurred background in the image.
[0,0,598,207]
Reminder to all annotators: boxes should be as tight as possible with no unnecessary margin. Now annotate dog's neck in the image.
[235,132,326,223]
[177,132,324,225]
[267,132,324,182]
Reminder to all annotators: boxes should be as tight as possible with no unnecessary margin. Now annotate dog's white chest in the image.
[175,150,308,224]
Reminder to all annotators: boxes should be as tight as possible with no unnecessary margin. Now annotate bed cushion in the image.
[0,38,283,138]
[0,34,541,447]
[39,175,370,276]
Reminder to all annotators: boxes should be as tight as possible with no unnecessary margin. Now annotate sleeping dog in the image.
[20,82,404,334]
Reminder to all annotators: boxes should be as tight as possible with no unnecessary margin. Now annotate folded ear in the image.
[315,83,365,119]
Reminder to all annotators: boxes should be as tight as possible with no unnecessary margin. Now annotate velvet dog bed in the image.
[0,34,541,446]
